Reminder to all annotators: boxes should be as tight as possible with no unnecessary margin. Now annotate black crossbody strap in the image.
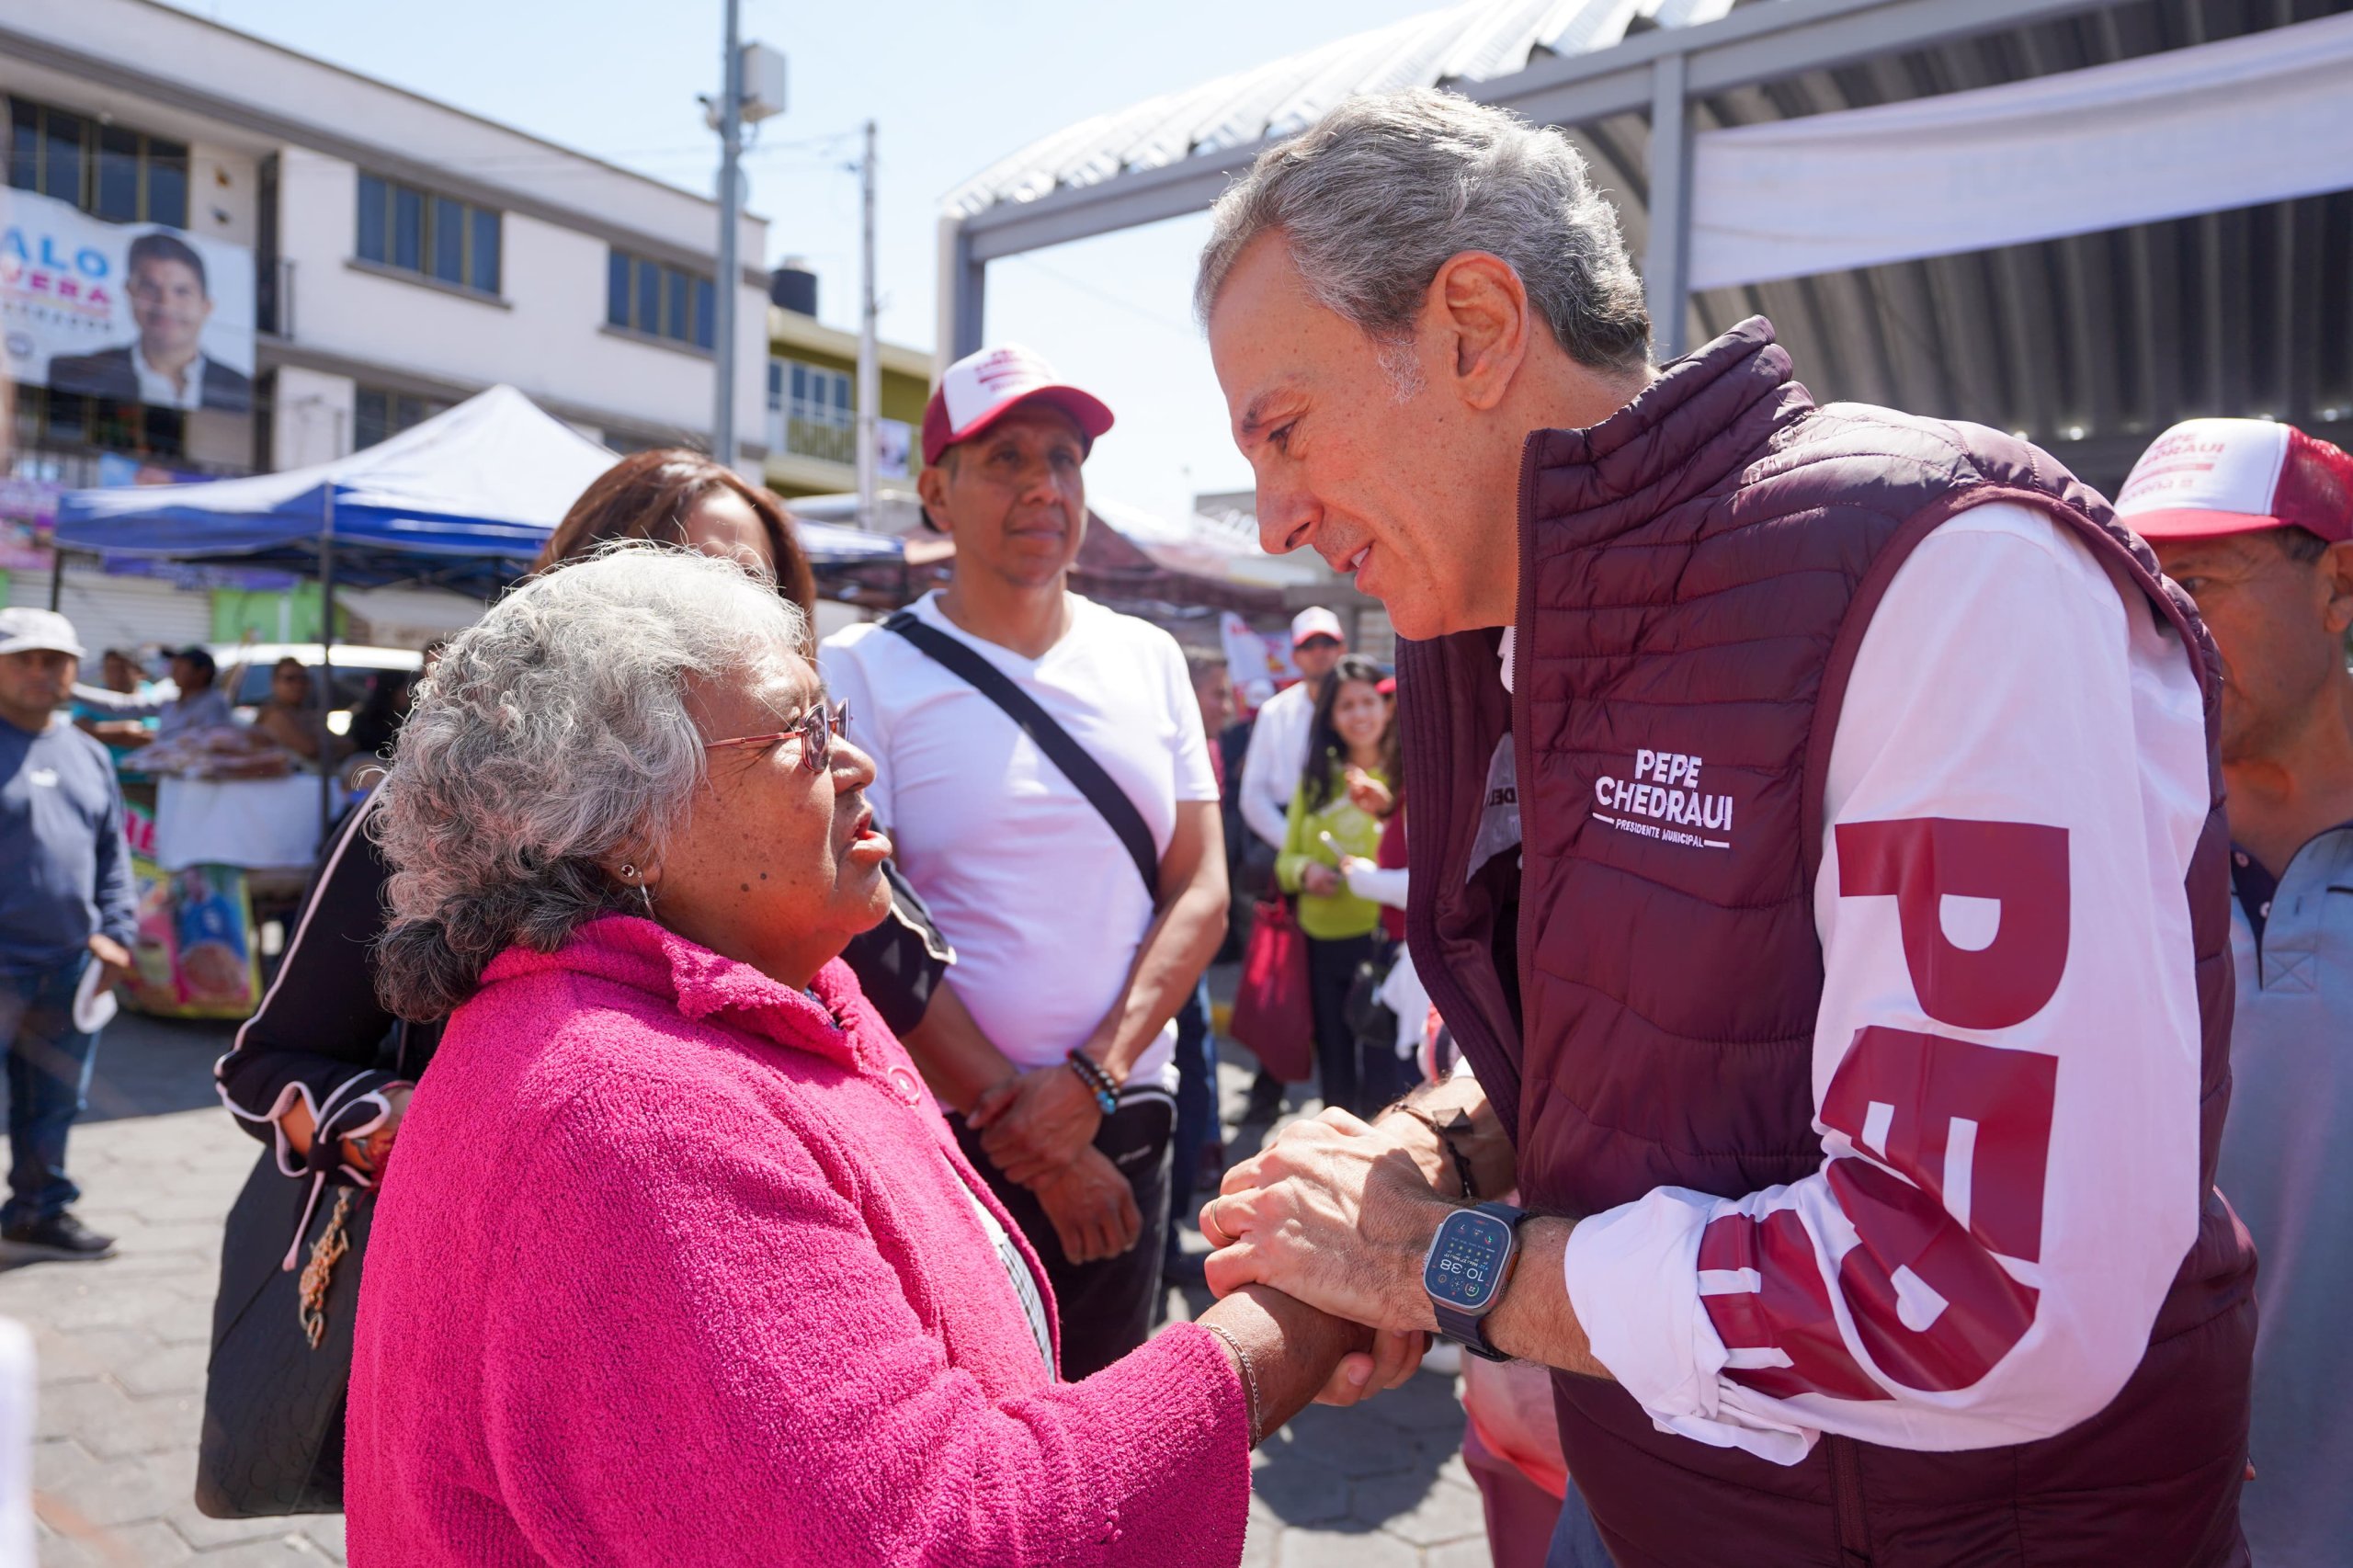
[884,612,1161,902]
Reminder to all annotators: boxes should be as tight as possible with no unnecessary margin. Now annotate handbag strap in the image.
[884,611,1160,902]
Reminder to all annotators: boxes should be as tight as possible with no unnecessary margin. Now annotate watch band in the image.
[1432,1298,1513,1362]
[1429,1201,1525,1362]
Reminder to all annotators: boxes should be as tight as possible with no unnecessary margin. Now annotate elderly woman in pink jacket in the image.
[345,543,1411,1567]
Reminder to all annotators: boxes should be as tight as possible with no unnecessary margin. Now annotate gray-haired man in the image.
[1193,87,2253,1565]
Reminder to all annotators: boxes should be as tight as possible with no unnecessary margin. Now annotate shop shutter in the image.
[6,572,216,657]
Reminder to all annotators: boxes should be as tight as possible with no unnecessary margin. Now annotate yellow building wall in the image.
[764,312,932,499]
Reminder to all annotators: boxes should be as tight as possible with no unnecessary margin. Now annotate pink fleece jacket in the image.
[346,915,1250,1566]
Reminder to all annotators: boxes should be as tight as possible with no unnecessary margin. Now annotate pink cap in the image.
[2116,418,2352,544]
[921,343,1113,467]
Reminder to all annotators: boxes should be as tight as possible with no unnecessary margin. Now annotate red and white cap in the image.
[2116,418,2353,544]
[1290,606,1345,648]
[921,343,1114,467]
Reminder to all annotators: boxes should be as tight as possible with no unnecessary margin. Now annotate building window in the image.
[6,97,189,227]
[11,384,186,462]
[353,385,451,450]
[767,358,855,465]
[356,173,501,295]
[608,250,714,349]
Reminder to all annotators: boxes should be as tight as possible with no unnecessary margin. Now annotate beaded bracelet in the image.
[1064,1050,1119,1116]
[1201,1321,1264,1449]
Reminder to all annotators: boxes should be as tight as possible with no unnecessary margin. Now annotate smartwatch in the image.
[1423,1200,1527,1362]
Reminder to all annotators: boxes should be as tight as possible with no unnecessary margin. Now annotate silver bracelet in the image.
[1202,1322,1263,1449]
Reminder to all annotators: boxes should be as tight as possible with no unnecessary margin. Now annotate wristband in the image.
[1064,1051,1118,1116]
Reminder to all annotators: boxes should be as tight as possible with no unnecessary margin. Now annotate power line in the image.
[1007,254,1197,339]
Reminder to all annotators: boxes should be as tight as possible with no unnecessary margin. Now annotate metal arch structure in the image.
[938,0,2353,493]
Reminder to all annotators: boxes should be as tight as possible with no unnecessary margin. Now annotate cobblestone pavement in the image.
[2,1013,1491,1566]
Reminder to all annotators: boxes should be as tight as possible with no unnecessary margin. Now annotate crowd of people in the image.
[1,83,2347,1568]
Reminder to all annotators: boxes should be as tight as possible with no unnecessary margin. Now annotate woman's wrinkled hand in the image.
[343,1081,415,1177]
[1314,1326,1428,1406]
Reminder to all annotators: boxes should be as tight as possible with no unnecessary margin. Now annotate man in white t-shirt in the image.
[1233,607,1347,1119]
[822,344,1231,1378]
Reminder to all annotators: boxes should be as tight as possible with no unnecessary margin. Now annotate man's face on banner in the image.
[129,256,212,366]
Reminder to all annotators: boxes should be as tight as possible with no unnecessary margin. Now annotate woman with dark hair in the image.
[338,668,416,779]
[537,449,817,632]
[1273,654,1399,1121]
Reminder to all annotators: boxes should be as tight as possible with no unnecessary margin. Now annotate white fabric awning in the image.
[1688,11,2353,290]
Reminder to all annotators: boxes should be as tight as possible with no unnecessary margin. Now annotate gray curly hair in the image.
[370,542,807,1020]
[1195,87,1651,386]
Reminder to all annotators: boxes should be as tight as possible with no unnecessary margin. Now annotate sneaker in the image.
[1,1211,117,1261]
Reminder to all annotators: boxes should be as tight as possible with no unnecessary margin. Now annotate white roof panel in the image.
[943,0,1743,218]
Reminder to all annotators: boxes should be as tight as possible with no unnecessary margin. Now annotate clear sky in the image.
[154,0,1441,524]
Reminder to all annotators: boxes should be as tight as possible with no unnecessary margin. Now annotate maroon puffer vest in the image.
[1399,320,2255,1567]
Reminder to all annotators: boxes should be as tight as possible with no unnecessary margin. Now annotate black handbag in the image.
[196,1020,412,1517]
[194,1151,370,1517]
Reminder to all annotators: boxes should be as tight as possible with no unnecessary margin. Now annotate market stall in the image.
[51,385,621,1017]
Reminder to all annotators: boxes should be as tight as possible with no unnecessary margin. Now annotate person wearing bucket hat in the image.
[2120,416,2353,1566]
[0,607,135,1262]
[823,345,1255,1380]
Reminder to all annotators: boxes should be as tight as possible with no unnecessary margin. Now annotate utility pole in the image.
[711,0,745,468]
[856,119,879,531]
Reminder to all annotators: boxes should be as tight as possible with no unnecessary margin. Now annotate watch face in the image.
[1424,1209,1512,1312]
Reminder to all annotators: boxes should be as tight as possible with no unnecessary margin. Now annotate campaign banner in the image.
[1,187,256,415]
[876,415,913,480]
[1221,610,1300,701]
[123,851,264,1020]
[0,475,60,569]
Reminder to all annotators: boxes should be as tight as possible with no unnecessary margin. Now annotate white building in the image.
[1,0,769,647]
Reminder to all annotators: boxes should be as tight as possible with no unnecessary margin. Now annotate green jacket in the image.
[1276,764,1389,941]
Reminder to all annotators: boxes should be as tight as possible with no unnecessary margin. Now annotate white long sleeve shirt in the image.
[1236,679,1316,851]
[1556,502,2211,1462]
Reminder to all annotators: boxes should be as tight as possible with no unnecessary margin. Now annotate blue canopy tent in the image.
[53,383,908,587]
[51,383,906,835]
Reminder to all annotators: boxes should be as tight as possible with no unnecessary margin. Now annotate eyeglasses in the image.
[704,697,850,775]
